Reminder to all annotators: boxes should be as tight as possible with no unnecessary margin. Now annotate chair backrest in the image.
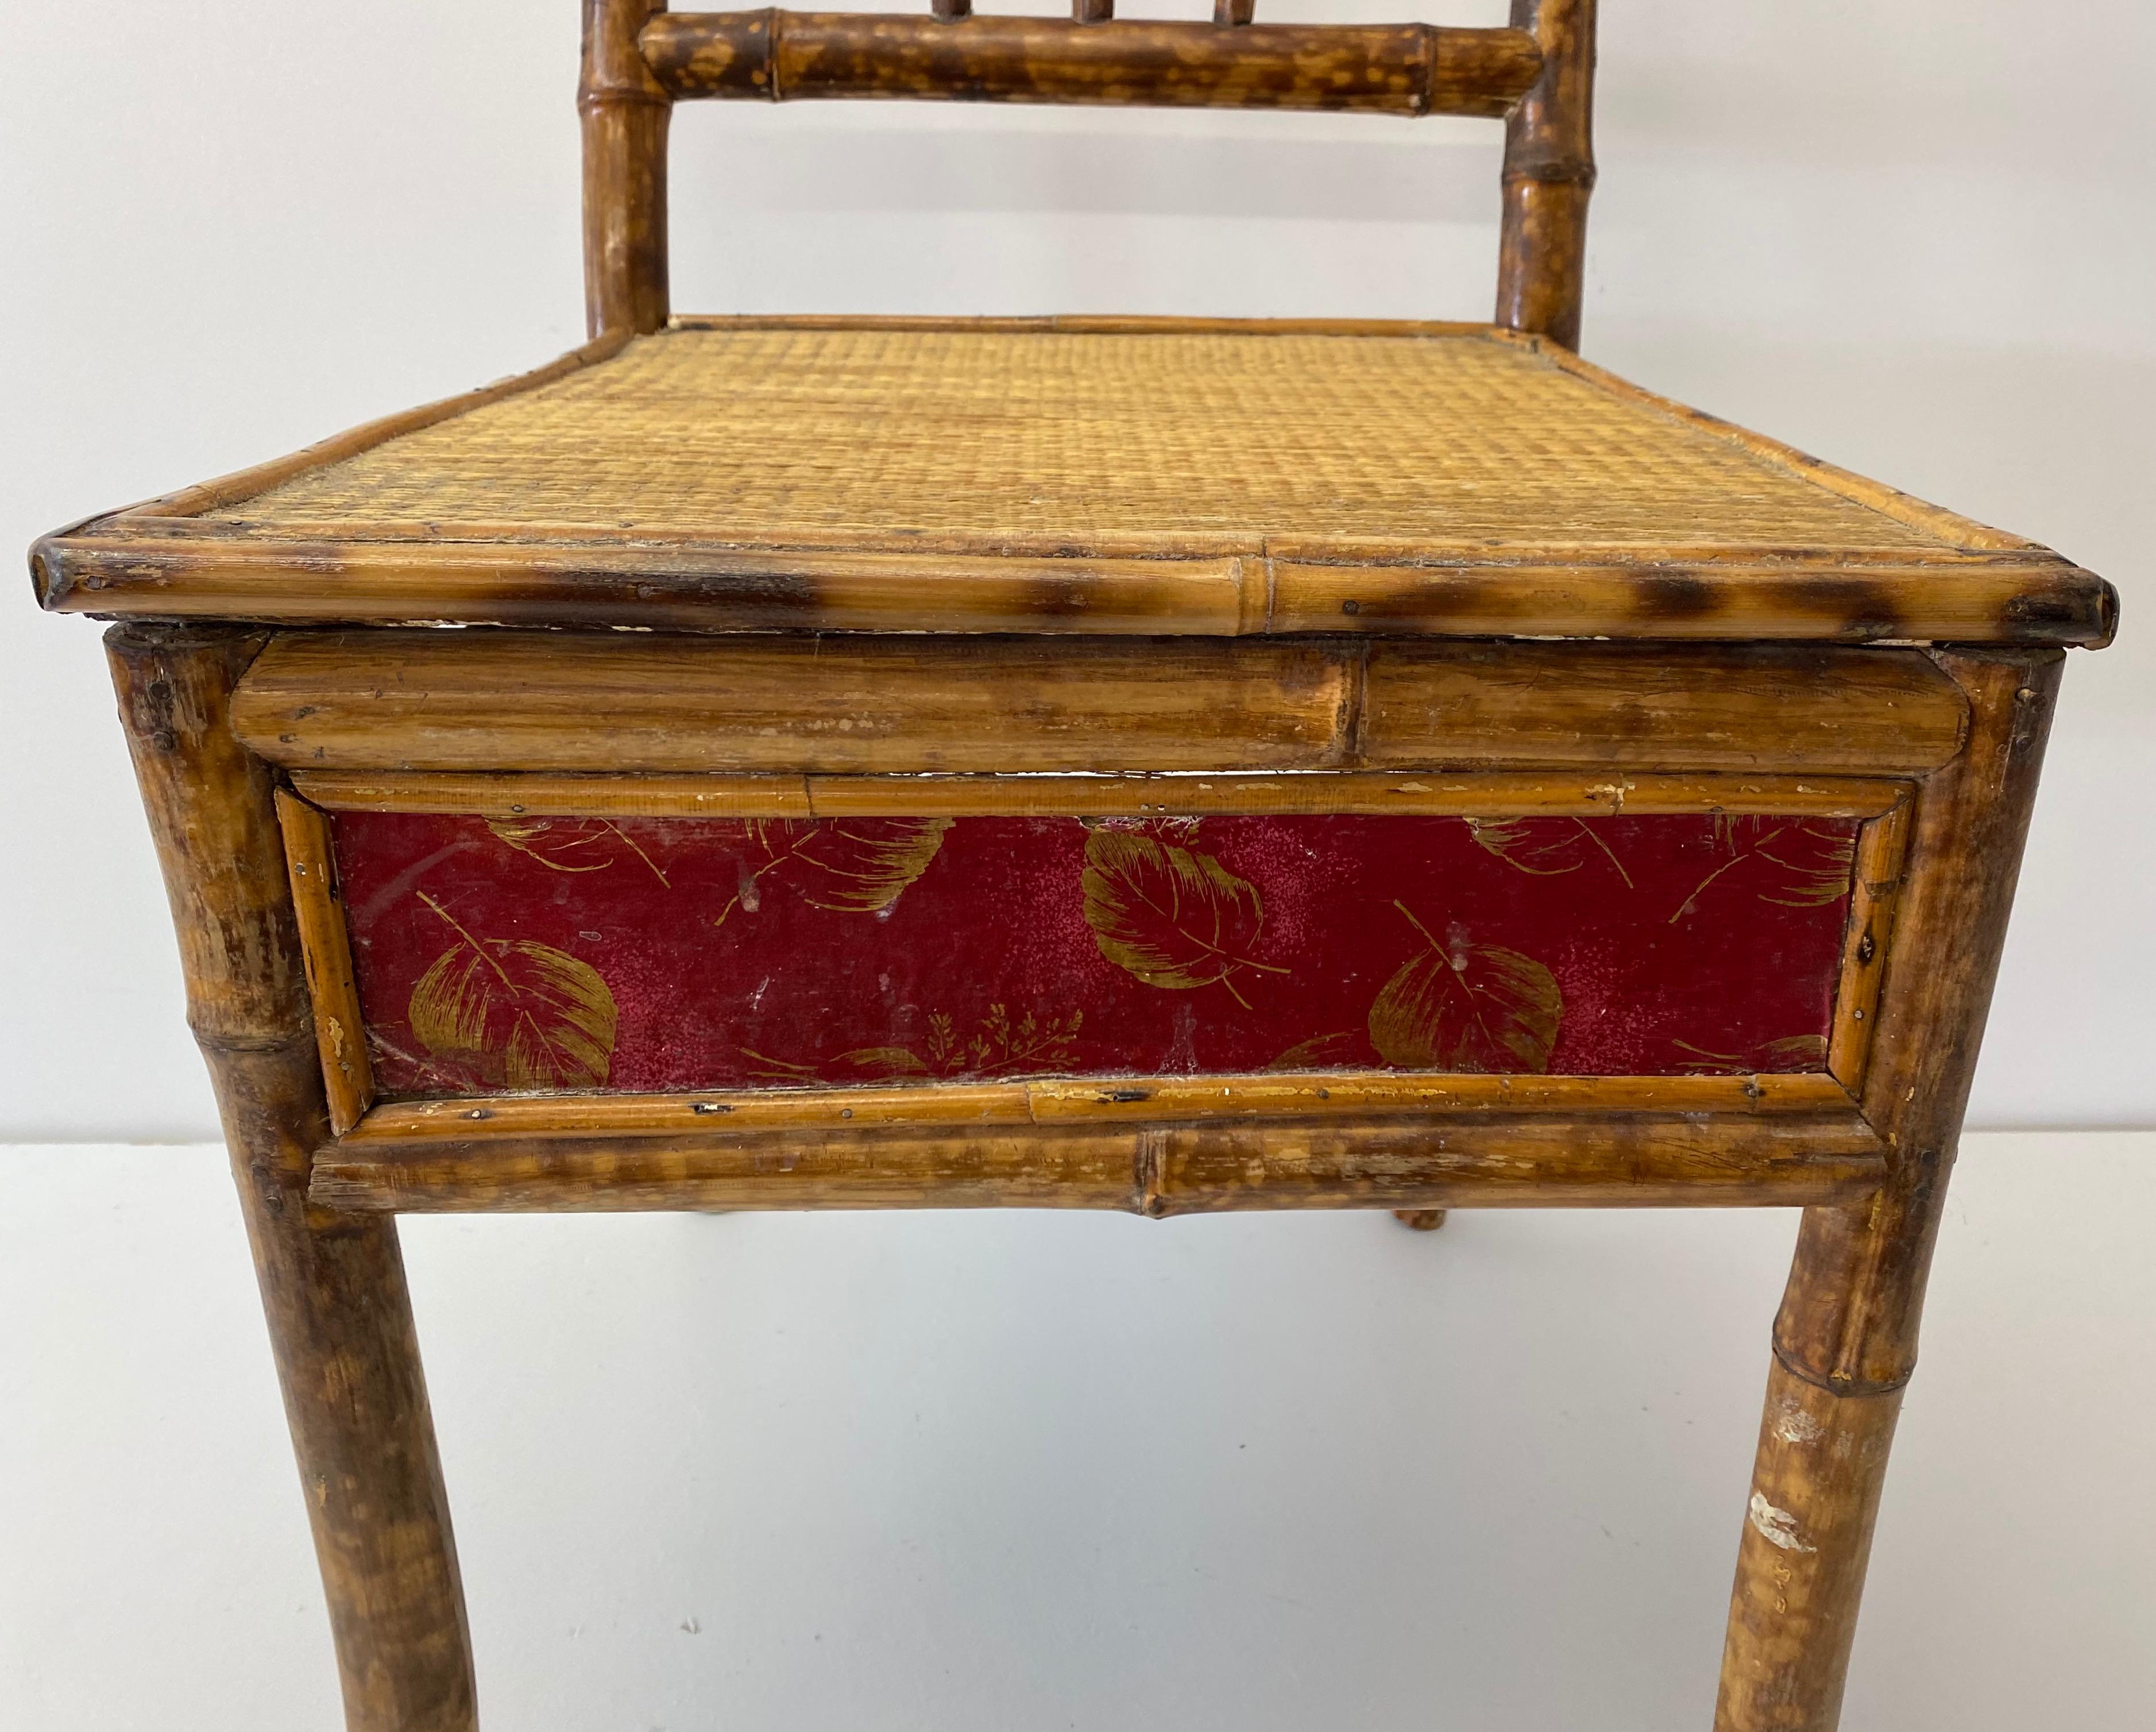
[579,1,1597,346]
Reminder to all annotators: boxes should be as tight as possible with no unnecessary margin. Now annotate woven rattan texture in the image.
[216,329,1936,551]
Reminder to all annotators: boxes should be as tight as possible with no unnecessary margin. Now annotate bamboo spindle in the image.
[1496,0,1597,349]
[1715,649,2065,1729]
[106,624,476,1732]
[581,0,673,337]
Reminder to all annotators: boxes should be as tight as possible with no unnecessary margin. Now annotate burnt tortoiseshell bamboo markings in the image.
[33,4,2118,1729]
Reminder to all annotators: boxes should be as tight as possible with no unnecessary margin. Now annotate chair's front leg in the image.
[109,624,477,1732]
[1715,649,2064,1729]
[1717,1246,1910,1729]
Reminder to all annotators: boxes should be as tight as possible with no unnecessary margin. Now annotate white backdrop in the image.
[3,0,2150,1138]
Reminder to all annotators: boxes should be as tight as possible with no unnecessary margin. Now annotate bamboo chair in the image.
[32,3,2118,1728]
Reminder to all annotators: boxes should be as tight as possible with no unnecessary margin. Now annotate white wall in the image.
[4,1,2150,1139]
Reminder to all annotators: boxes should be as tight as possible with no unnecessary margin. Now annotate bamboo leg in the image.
[1714,650,2064,1730]
[109,623,477,1732]
[1394,1209,1448,1230]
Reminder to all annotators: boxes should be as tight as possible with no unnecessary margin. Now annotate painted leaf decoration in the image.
[1466,817,1633,888]
[1081,829,1283,1006]
[1674,1032,1832,1074]
[1672,819,1857,923]
[747,817,953,914]
[833,1046,933,1080]
[1752,824,1858,909]
[1759,1033,1830,1067]
[486,817,670,884]
[1368,906,1563,1073]
[740,1044,933,1085]
[409,931,617,1090]
[1266,1031,1366,1071]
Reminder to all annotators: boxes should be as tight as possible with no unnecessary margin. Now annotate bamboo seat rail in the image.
[30,2,2120,1730]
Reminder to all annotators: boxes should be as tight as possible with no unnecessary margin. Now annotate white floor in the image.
[3,1133,2149,1731]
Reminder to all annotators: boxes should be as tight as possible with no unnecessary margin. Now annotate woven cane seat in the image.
[32,319,2113,645]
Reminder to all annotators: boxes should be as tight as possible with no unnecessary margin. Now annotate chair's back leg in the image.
[582,0,673,338]
[1496,0,1597,350]
[1715,649,2064,1729]
[107,624,478,1732]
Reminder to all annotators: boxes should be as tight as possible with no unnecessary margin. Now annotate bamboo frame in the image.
[228,632,1975,780]
[45,6,2114,1726]
[346,1071,1860,1144]
[638,13,1545,118]
[1496,0,1596,349]
[275,789,376,1135]
[1827,794,1911,1088]
[105,625,474,1732]
[272,763,1910,1180]
[311,1110,1887,1217]
[288,768,1910,821]
[581,0,671,337]
[1716,649,2066,1725]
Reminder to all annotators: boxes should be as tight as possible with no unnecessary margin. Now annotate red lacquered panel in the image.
[329,811,1857,1095]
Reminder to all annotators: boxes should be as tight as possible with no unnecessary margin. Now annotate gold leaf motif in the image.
[486,817,669,885]
[408,894,617,1089]
[1266,1031,1365,1071]
[926,1004,1085,1076]
[1761,1033,1830,1066]
[716,817,952,926]
[743,1003,1083,1085]
[741,1046,932,1083]
[1465,816,1633,888]
[1672,1033,1830,1073]
[1081,829,1288,1009]
[1367,902,1563,1073]
[1671,820,1857,924]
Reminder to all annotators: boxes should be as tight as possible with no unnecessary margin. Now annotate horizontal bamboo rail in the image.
[311,1110,1887,1215]
[346,1073,1860,1145]
[287,767,1910,821]
[230,632,1972,779]
[638,12,1545,117]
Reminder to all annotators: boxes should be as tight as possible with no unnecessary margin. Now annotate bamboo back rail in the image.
[581,2,1595,342]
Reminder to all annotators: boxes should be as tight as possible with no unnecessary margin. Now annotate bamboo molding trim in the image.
[36,537,2110,646]
[667,314,1508,337]
[275,790,375,1135]
[287,769,1911,821]
[231,634,1973,779]
[1829,797,1913,1090]
[639,13,1545,118]
[280,772,1892,1137]
[310,1109,1886,1215]
[345,1071,1860,1149]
